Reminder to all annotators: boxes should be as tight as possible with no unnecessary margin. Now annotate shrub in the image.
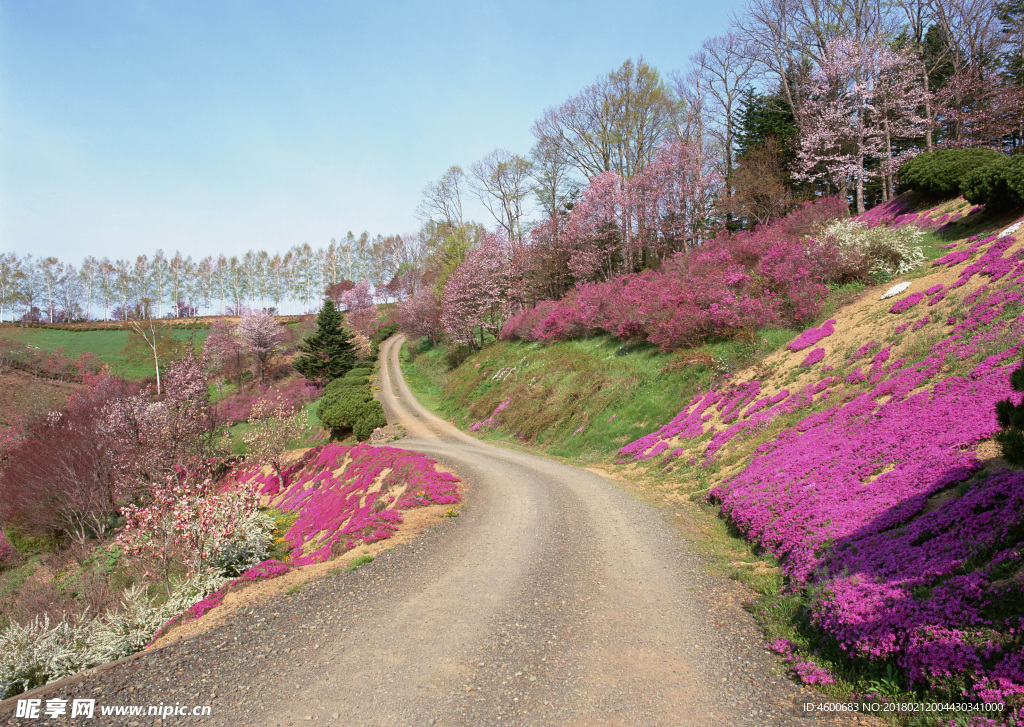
[318,391,372,436]
[496,196,846,351]
[815,219,925,283]
[0,568,227,699]
[900,148,1004,197]
[206,509,275,577]
[353,400,387,441]
[960,155,1024,210]
[444,344,472,370]
[370,322,398,345]
[995,358,1024,465]
[345,367,372,378]
[323,377,369,397]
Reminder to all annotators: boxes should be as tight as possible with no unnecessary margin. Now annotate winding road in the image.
[1,335,865,726]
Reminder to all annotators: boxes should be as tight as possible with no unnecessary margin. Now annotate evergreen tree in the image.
[293,299,356,385]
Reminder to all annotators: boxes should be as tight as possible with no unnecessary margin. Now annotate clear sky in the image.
[0,0,742,263]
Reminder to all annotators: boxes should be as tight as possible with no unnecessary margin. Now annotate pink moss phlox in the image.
[788,319,837,352]
[890,292,925,314]
[800,348,826,367]
[239,444,461,565]
[792,661,836,685]
[912,316,930,331]
[470,398,511,431]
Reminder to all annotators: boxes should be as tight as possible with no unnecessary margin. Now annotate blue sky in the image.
[0,0,741,262]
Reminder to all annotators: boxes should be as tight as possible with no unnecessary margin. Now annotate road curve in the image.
[1,335,864,727]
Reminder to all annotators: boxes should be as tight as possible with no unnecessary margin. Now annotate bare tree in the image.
[532,58,681,180]
[417,166,467,228]
[691,32,759,198]
[471,149,533,245]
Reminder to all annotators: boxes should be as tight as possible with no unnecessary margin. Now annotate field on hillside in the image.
[0,326,209,379]
[403,196,1024,721]
[402,331,799,461]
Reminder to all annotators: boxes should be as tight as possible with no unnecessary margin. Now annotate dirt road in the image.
[2,335,865,726]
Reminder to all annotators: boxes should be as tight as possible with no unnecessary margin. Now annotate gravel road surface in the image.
[0,334,871,726]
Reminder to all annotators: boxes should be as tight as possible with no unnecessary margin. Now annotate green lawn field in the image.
[0,327,208,380]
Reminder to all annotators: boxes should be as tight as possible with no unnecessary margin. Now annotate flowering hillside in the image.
[618,205,1024,713]
[227,443,461,566]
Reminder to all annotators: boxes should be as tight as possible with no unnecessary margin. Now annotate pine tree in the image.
[293,299,357,385]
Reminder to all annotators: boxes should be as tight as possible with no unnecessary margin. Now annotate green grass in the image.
[401,327,799,462]
[0,326,208,379]
[345,555,374,571]
[223,399,324,455]
[283,583,303,595]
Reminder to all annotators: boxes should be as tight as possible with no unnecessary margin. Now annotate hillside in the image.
[402,196,1024,718]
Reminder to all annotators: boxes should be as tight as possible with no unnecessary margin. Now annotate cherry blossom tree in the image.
[632,139,721,260]
[441,234,512,348]
[203,316,248,390]
[104,352,217,481]
[796,37,930,214]
[935,67,1024,150]
[562,171,627,282]
[340,279,379,338]
[118,476,260,595]
[397,287,444,345]
[242,395,307,486]
[236,309,285,387]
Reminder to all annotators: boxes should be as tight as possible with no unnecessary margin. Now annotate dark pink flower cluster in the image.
[855,197,975,232]
[215,379,321,426]
[800,348,826,367]
[501,198,848,351]
[0,530,16,569]
[617,219,1024,705]
[229,443,460,566]
[470,399,511,432]
[788,319,837,351]
[890,292,925,313]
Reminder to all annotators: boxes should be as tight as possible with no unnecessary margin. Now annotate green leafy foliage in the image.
[345,367,372,378]
[900,148,1004,198]
[960,155,1024,210]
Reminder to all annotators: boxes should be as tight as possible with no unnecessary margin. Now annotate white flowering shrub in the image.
[207,509,275,577]
[0,570,230,698]
[0,562,237,698]
[818,220,926,283]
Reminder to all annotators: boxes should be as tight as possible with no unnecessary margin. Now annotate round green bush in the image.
[359,399,387,429]
[352,401,387,441]
[345,367,372,378]
[353,418,374,441]
[960,155,1024,210]
[323,376,370,397]
[900,148,1004,197]
[317,390,372,432]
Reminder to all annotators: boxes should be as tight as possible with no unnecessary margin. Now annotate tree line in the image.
[0,233,421,324]
[398,0,1024,349]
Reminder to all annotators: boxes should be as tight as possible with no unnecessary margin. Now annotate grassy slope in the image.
[401,196,1021,722]
[0,327,209,379]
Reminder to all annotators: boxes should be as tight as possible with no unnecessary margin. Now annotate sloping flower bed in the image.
[619,223,1024,710]
[229,443,460,566]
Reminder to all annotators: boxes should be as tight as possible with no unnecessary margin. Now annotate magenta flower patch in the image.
[890,292,925,314]
[800,348,825,367]
[788,319,837,352]
[229,443,461,567]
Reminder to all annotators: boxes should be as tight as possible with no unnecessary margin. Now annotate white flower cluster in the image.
[822,220,926,282]
[881,281,912,300]
[0,512,273,700]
